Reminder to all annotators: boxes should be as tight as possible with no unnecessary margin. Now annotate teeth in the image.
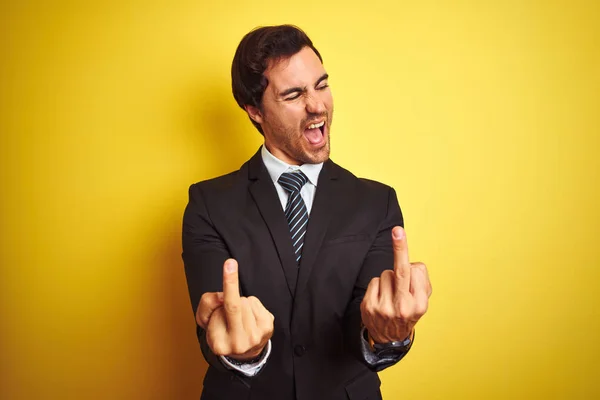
[308,121,325,129]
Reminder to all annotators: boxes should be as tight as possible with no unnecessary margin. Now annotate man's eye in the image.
[317,84,329,90]
[285,94,301,101]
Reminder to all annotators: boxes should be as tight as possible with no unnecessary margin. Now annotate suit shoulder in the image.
[357,177,394,194]
[186,165,250,203]
[189,170,240,190]
[356,178,394,192]
[331,161,394,194]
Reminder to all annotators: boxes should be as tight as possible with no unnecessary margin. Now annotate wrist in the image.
[363,327,414,354]
[365,328,413,347]
[219,340,272,377]
[225,345,267,364]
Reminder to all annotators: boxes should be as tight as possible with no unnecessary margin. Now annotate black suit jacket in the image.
[182,148,404,400]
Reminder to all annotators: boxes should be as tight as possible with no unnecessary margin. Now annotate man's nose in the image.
[305,94,326,114]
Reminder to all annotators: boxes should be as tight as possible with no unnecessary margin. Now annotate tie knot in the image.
[278,171,308,193]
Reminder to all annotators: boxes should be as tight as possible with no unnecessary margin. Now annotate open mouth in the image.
[303,120,326,146]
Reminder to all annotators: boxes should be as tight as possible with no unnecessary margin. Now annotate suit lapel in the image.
[247,150,299,297]
[295,159,340,296]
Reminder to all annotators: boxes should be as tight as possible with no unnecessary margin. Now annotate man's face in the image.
[248,46,333,165]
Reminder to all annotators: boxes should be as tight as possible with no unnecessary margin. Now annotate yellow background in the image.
[1,1,599,399]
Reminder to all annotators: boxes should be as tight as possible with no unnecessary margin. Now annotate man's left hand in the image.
[360,226,432,344]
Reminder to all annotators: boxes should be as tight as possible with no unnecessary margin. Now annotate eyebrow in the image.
[279,73,329,98]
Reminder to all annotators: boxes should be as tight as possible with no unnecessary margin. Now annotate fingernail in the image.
[393,227,404,240]
[217,292,224,301]
[225,260,237,274]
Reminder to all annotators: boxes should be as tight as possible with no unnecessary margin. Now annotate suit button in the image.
[294,345,306,357]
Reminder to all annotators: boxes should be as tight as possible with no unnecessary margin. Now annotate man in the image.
[182,25,432,400]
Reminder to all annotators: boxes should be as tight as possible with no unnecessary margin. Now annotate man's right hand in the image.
[196,258,274,361]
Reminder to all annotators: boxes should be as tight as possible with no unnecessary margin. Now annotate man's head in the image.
[232,25,333,165]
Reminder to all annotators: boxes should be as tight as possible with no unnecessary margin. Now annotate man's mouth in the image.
[303,120,326,146]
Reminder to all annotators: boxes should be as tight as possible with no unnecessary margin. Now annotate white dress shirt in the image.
[260,144,324,213]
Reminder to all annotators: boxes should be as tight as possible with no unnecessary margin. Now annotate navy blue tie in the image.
[278,171,309,264]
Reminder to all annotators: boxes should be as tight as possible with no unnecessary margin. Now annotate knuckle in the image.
[264,323,274,337]
[410,269,423,281]
[360,300,367,313]
[265,313,275,328]
[212,343,225,356]
[377,305,395,320]
[367,304,378,317]
[361,301,374,316]
[396,303,413,321]
[396,266,409,279]
[196,315,207,328]
[381,269,394,279]
[199,292,211,306]
[415,299,429,316]
[251,296,268,312]
[231,341,249,355]
[250,332,261,347]
[415,304,428,318]
[229,344,240,355]
[209,337,227,356]
[398,309,412,321]
[224,303,239,314]
[258,318,272,334]
[206,332,215,348]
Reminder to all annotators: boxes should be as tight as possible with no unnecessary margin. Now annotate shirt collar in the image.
[261,145,323,187]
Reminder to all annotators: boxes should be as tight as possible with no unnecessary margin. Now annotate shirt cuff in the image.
[359,326,408,371]
[219,340,272,377]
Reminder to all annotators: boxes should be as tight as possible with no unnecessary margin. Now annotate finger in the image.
[196,292,224,329]
[392,226,411,293]
[226,297,257,355]
[364,277,380,307]
[409,266,426,294]
[378,269,395,304]
[206,308,230,356]
[361,277,380,327]
[222,258,243,333]
[410,268,429,317]
[240,297,258,333]
[247,297,273,351]
[412,262,432,297]
[248,296,274,330]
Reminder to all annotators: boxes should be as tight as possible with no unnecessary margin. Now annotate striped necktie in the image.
[278,171,309,264]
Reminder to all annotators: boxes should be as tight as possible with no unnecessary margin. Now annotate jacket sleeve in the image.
[343,187,412,371]
[181,183,234,374]
[182,182,271,378]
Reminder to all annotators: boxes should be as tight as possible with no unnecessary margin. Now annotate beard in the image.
[264,110,333,165]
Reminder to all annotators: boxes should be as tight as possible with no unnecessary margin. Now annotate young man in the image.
[182,25,432,400]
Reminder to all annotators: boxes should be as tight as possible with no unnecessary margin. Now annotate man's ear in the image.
[245,105,264,125]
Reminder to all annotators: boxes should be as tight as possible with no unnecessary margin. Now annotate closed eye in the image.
[285,93,301,101]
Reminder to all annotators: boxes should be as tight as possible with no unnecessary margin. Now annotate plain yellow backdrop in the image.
[1,1,599,399]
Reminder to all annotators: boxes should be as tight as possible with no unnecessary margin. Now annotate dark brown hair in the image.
[231,25,323,134]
